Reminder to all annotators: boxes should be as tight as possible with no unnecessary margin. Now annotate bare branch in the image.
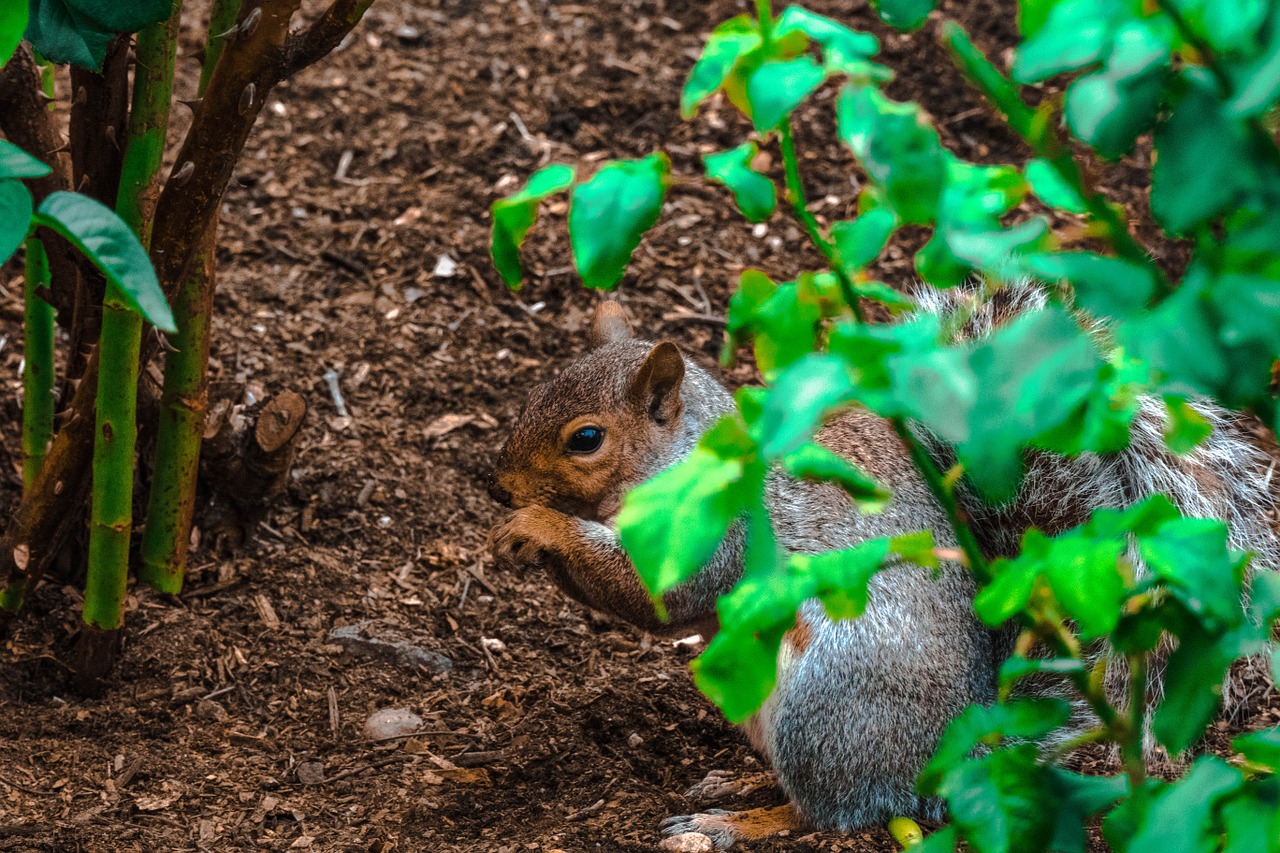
[283,0,376,77]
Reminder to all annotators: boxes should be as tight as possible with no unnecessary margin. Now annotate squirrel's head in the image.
[488,302,688,521]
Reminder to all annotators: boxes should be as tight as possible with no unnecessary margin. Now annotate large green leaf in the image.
[25,0,116,69]
[1064,19,1171,158]
[1012,0,1118,83]
[0,180,33,265]
[0,140,54,179]
[568,153,670,290]
[34,191,175,332]
[1152,72,1256,234]
[775,6,888,78]
[1122,757,1243,852]
[489,163,575,288]
[0,0,27,67]
[63,0,170,34]
[617,417,758,598]
[704,143,776,223]
[836,85,945,224]
[756,354,856,458]
[1166,0,1268,54]
[1226,9,1280,117]
[744,56,826,131]
[1021,251,1158,317]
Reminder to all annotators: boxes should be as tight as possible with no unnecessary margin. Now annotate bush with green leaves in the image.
[492,0,1280,848]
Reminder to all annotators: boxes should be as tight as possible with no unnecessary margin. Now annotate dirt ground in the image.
[1,0,1275,851]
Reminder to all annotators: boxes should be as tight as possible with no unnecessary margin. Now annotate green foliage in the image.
[24,0,170,69]
[35,192,175,332]
[568,153,670,290]
[491,0,1280,847]
[703,143,776,223]
[0,2,26,68]
[489,164,575,288]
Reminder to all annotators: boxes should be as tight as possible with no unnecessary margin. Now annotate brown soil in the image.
[0,1,1273,852]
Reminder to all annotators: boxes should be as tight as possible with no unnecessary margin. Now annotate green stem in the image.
[779,119,866,322]
[1122,652,1149,795]
[138,0,235,594]
[892,418,991,582]
[22,235,55,495]
[83,0,183,631]
[755,0,773,40]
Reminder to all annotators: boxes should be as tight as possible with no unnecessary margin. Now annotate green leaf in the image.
[1220,782,1280,853]
[1226,10,1280,117]
[1064,19,1171,158]
[617,417,758,598]
[998,655,1086,692]
[1166,0,1268,55]
[1046,769,1128,853]
[1024,158,1087,214]
[775,6,887,77]
[922,700,1071,792]
[568,153,670,290]
[0,0,27,67]
[974,557,1038,627]
[800,541,891,620]
[744,56,826,131]
[1123,757,1243,852]
[704,143,776,223]
[836,85,945,224]
[1234,728,1280,772]
[0,180,33,265]
[940,747,1057,853]
[1021,251,1158,317]
[869,0,934,32]
[0,140,53,179]
[681,15,762,118]
[1012,0,1117,83]
[1152,71,1256,234]
[489,163,575,289]
[63,0,170,34]
[34,191,174,332]
[1154,624,1244,753]
[739,276,826,379]
[1140,517,1244,629]
[831,209,896,272]
[1163,396,1213,454]
[757,355,856,458]
[781,441,889,507]
[24,0,116,69]
[855,280,915,313]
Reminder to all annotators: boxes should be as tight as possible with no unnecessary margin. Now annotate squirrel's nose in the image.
[487,474,512,507]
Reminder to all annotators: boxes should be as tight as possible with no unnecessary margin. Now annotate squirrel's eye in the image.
[567,426,604,454]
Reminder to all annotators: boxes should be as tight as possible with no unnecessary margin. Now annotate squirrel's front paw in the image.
[489,506,571,572]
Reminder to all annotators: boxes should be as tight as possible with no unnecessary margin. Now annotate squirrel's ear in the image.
[629,341,684,425]
[589,301,633,348]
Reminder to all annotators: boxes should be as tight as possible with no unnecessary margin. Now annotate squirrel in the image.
[487,285,1280,849]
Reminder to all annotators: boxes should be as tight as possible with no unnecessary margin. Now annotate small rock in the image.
[329,621,452,673]
[660,833,715,853]
[296,760,326,786]
[480,637,506,653]
[627,732,644,748]
[433,254,457,277]
[363,707,423,740]
[394,24,421,42]
[195,699,229,722]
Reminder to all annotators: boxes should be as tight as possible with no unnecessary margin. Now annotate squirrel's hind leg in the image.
[683,769,777,803]
[660,804,804,849]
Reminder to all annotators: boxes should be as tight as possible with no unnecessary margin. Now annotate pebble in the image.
[362,707,423,740]
[659,833,715,853]
[296,760,326,786]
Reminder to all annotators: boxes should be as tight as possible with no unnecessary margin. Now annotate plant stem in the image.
[83,0,183,633]
[755,0,773,40]
[1123,653,1149,795]
[21,235,54,495]
[138,0,236,594]
[778,120,866,322]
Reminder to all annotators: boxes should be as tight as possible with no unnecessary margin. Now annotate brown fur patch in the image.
[785,611,814,656]
[683,804,804,842]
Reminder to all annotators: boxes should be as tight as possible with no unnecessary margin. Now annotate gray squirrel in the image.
[487,284,1280,848]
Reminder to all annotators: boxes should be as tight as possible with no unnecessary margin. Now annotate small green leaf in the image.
[1226,11,1280,117]
[0,180,33,265]
[568,153,670,290]
[1024,158,1087,214]
[0,0,28,67]
[869,0,934,31]
[0,140,53,179]
[1234,727,1280,772]
[703,143,776,223]
[34,191,174,332]
[781,441,889,508]
[774,6,887,77]
[681,15,762,119]
[1012,0,1117,83]
[831,209,896,272]
[744,56,826,131]
[1163,396,1213,454]
[489,163,575,289]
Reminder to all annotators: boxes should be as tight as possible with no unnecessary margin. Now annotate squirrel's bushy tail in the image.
[909,281,1280,727]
